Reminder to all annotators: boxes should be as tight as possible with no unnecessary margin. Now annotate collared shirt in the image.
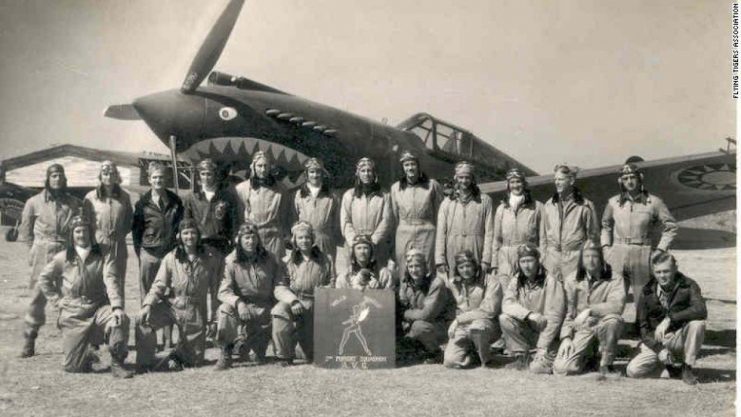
[143,248,221,315]
[218,251,289,308]
[399,274,452,323]
[19,190,81,245]
[183,185,237,243]
[542,188,599,252]
[601,192,677,250]
[278,251,335,303]
[83,186,133,245]
[502,272,566,349]
[441,274,502,322]
[561,269,626,339]
[38,249,123,309]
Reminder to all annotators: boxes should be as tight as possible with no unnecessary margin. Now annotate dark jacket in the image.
[637,273,707,351]
[132,189,183,258]
[183,185,238,255]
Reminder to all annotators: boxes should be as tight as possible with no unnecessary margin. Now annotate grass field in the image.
[0,212,735,417]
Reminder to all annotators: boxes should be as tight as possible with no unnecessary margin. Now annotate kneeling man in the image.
[554,241,625,378]
[626,251,707,385]
[215,221,289,370]
[272,221,334,365]
[397,248,452,364]
[38,214,132,378]
[500,244,565,373]
[442,250,502,368]
[136,218,221,371]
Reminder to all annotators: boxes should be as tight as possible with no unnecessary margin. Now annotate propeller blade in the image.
[103,104,141,120]
[181,0,245,94]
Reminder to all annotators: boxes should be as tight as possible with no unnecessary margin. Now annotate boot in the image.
[110,359,134,379]
[215,345,233,371]
[19,330,37,358]
[505,353,530,371]
[681,364,699,385]
[597,365,620,381]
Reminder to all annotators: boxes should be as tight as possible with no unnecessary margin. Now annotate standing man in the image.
[183,158,237,265]
[272,221,335,365]
[18,164,81,358]
[390,151,444,274]
[132,162,183,348]
[215,221,289,370]
[541,164,599,281]
[499,244,566,374]
[340,157,393,268]
[235,151,288,259]
[553,241,625,378]
[38,214,133,378]
[435,161,494,275]
[626,252,706,385]
[83,161,133,294]
[601,163,677,308]
[492,168,545,279]
[292,158,340,260]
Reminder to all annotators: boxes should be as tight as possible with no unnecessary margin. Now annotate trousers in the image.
[135,302,207,367]
[626,320,706,378]
[271,300,314,361]
[57,301,129,372]
[23,241,65,334]
[443,318,499,368]
[216,302,271,356]
[553,315,623,375]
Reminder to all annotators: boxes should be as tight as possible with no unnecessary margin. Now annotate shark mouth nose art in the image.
[182,137,310,188]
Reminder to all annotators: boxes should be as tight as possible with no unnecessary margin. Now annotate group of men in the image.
[15,150,707,385]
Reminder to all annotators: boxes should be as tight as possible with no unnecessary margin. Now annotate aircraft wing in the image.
[479,151,736,221]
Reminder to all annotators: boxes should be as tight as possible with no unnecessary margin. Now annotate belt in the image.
[614,237,650,246]
[399,219,432,226]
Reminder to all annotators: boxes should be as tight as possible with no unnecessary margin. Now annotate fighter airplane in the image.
[104,0,736,221]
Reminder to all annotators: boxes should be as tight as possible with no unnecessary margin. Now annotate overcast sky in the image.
[0,0,735,173]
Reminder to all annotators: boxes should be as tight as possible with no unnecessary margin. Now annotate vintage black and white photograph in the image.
[0,1,736,416]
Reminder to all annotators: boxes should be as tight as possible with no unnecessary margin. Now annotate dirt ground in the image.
[0,213,735,417]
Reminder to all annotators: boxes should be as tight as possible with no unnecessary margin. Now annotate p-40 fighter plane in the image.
[104,0,736,221]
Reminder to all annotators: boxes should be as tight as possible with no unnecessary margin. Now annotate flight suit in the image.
[500,271,566,373]
[553,271,626,375]
[541,189,599,280]
[390,177,444,274]
[135,248,221,368]
[397,274,453,356]
[83,186,133,296]
[19,190,81,336]
[216,250,289,357]
[601,192,677,306]
[442,273,502,367]
[293,184,340,260]
[340,187,393,268]
[38,250,128,372]
[132,189,184,302]
[492,195,545,279]
[435,193,495,272]
[272,250,334,362]
[235,180,289,260]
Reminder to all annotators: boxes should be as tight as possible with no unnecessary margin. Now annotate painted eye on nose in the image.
[219,107,238,121]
